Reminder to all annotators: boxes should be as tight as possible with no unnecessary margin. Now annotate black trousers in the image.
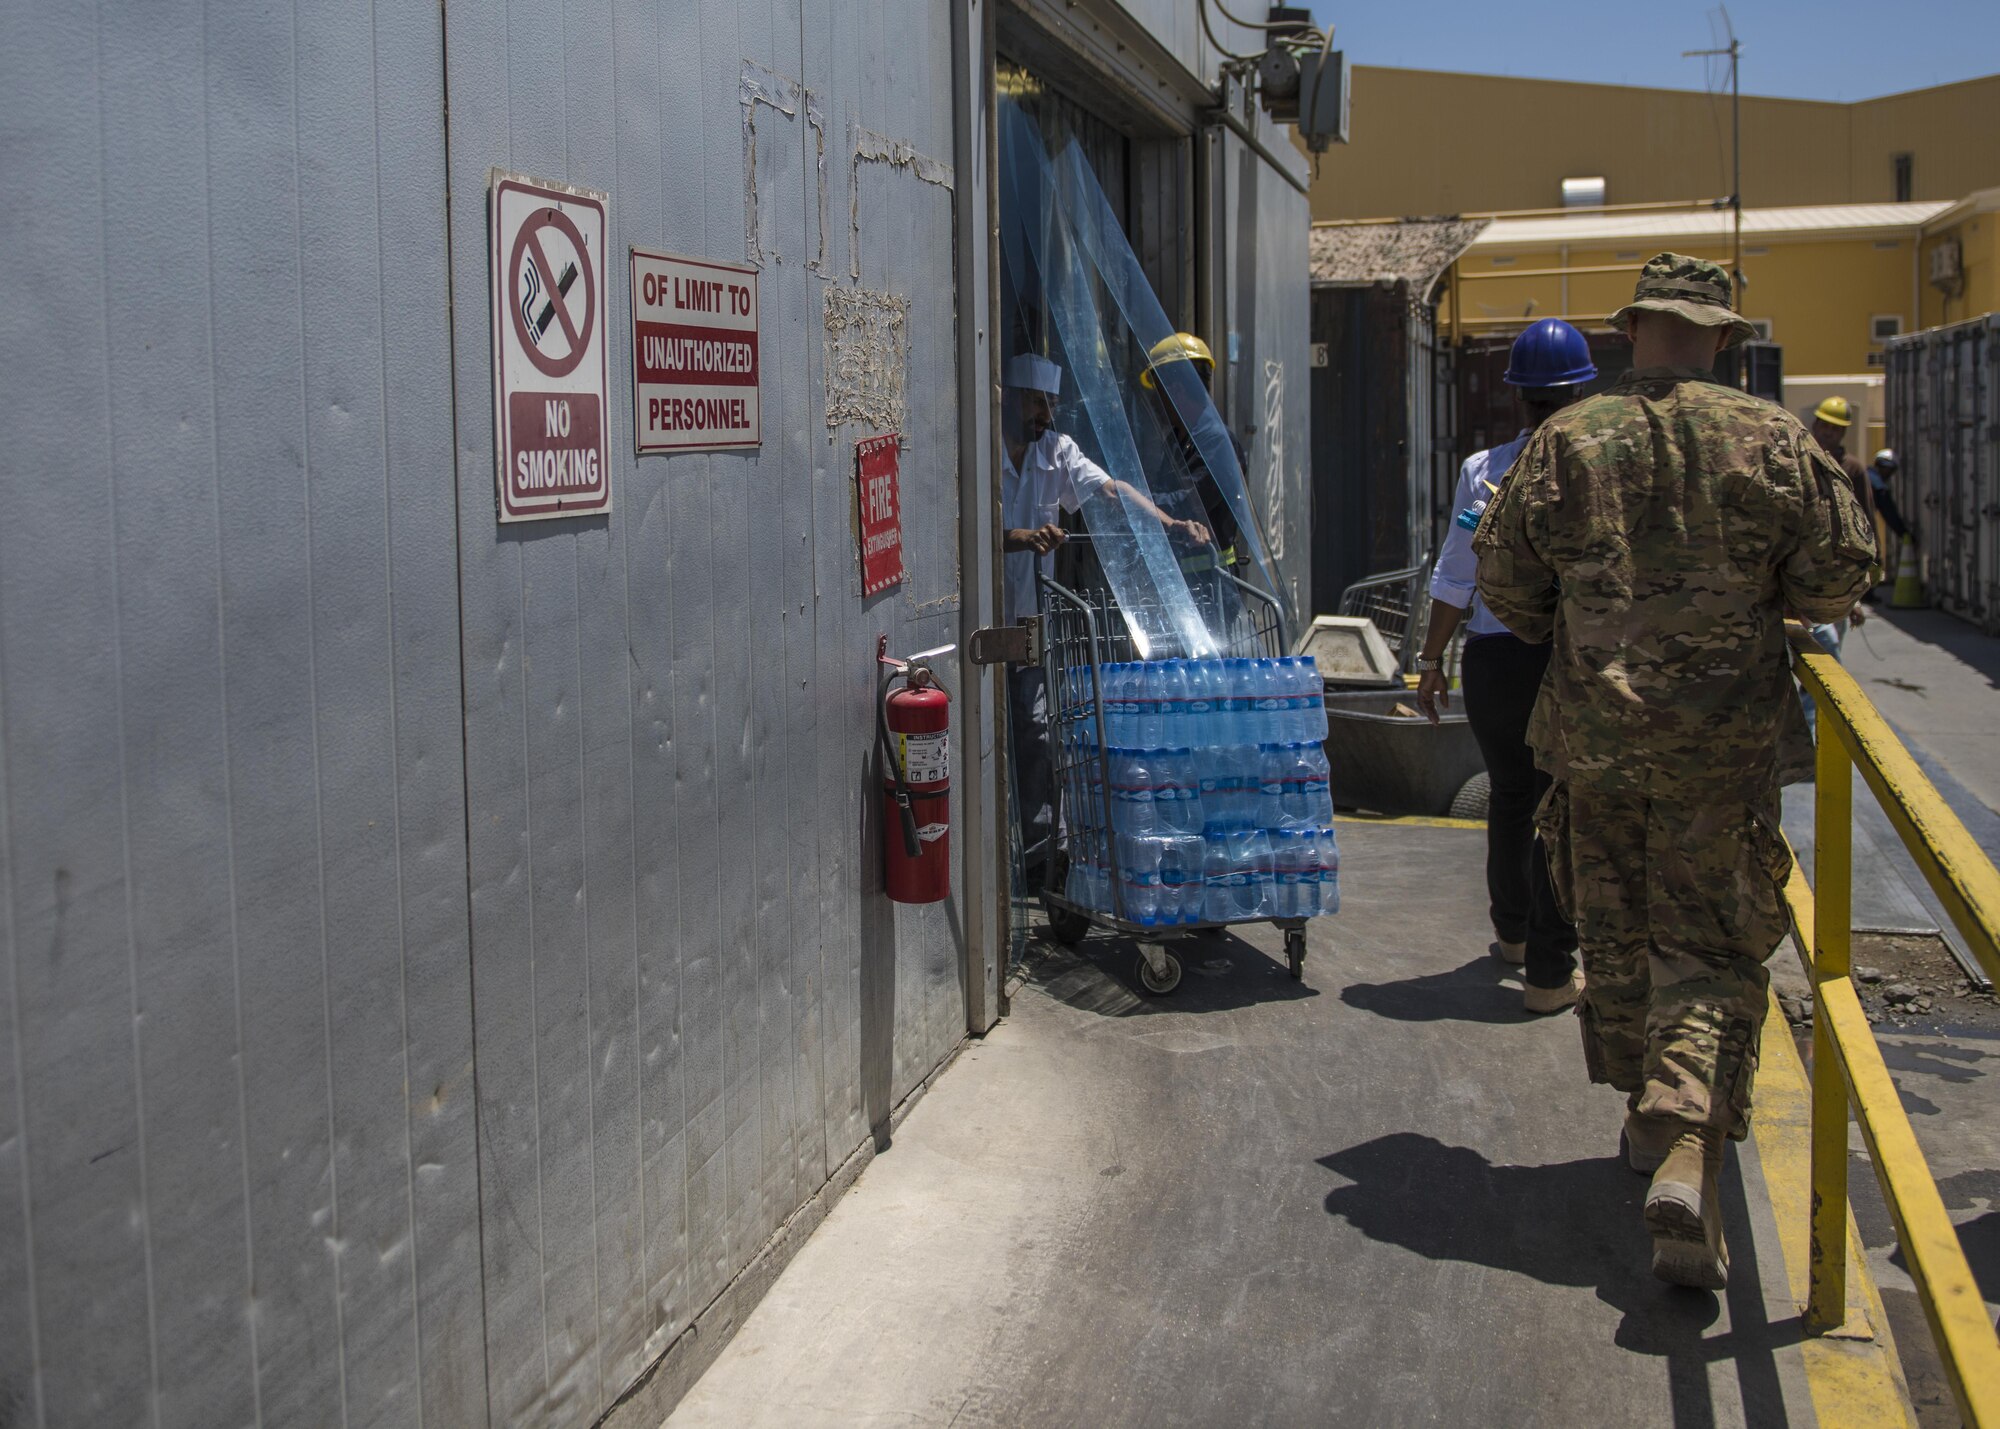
[1461,633,1578,989]
[1008,666,1053,865]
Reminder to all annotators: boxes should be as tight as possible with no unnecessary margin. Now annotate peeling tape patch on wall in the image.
[824,287,910,432]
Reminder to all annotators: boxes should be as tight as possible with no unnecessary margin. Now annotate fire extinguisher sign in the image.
[898,730,949,787]
[855,434,904,595]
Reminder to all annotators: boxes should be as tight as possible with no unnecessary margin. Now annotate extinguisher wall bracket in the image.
[967,615,1043,668]
[876,662,923,862]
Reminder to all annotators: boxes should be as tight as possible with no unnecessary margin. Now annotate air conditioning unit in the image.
[1929,238,1964,297]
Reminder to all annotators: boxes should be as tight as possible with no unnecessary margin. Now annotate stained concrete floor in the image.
[666,823,1830,1429]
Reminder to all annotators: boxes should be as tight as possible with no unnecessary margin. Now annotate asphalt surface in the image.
[668,823,1824,1428]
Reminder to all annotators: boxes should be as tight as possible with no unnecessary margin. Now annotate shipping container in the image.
[0,2,1306,1426]
[1887,313,2000,634]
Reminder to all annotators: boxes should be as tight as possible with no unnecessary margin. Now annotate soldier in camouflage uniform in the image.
[1473,254,1876,1289]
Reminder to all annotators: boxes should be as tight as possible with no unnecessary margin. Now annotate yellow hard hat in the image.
[1813,395,1854,428]
[1141,332,1215,388]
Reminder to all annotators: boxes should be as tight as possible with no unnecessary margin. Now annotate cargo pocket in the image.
[1534,783,1575,925]
[1720,1014,1763,1141]
[1740,806,1794,955]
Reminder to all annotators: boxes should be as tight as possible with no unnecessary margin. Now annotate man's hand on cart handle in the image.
[1169,518,1213,547]
[1416,668,1450,725]
[1005,524,1067,555]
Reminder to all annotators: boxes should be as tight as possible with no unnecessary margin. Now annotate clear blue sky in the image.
[1304,2,1998,102]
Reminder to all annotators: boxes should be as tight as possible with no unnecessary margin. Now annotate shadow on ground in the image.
[1873,608,2000,691]
[1318,1132,1804,1429]
[1339,951,1548,1025]
[1018,928,1319,1017]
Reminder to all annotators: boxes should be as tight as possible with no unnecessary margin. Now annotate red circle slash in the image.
[508,206,596,379]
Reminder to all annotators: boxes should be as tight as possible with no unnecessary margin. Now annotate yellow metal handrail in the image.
[1788,631,2000,1427]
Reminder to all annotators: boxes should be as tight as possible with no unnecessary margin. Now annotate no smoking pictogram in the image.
[489,170,610,523]
[508,206,597,379]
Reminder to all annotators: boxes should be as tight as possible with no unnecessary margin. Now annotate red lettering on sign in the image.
[855,435,904,597]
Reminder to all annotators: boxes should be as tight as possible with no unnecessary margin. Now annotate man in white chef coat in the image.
[1001,352,1208,868]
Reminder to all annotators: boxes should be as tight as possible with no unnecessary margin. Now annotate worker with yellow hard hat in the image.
[1140,331,1246,578]
[1799,393,1879,697]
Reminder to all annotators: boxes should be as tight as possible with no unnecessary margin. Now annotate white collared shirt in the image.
[1430,430,1530,638]
[1002,430,1112,622]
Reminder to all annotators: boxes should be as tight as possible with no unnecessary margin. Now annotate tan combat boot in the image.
[1523,968,1585,1015]
[1494,939,1527,966]
[1620,1110,1679,1175]
[1644,1127,1728,1289]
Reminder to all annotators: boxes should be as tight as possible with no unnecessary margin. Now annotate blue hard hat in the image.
[1503,319,1597,388]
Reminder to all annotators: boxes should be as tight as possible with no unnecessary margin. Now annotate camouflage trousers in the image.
[1537,783,1795,1139]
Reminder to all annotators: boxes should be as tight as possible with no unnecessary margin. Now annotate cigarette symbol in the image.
[519,256,579,349]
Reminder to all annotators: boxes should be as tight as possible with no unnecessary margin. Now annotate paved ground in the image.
[1843,607,2000,821]
[667,823,1867,1429]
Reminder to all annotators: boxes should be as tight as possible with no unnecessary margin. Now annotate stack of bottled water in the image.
[1064,656,1340,926]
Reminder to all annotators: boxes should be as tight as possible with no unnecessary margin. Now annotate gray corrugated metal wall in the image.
[0,2,1307,1424]
[1,3,483,1424]
[444,1,967,1424]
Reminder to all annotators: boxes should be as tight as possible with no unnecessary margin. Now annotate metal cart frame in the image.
[1033,560,1314,993]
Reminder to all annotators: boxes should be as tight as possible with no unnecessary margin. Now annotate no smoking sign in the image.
[489,170,610,522]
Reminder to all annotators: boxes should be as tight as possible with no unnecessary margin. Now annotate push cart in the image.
[1033,555,1318,994]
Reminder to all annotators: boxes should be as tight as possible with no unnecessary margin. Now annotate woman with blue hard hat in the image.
[1414,318,1594,1015]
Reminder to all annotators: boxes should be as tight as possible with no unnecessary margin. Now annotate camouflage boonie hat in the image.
[1608,252,1759,348]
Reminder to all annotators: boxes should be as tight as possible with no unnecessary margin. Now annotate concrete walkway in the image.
[666,823,1906,1428]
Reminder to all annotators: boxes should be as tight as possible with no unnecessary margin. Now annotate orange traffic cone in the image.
[1891,540,1925,609]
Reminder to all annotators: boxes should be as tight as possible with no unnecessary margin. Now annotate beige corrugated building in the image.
[1307,67,2000,442]
[1310,67,2000,220]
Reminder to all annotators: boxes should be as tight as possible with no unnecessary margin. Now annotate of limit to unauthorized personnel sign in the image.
[630,247,760,453]
[489,170,611,522]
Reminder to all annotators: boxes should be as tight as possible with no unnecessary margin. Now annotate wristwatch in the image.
[1415,657,1442,673]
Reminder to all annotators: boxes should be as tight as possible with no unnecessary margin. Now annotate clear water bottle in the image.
[1275,743,1310,829]
[1156,832,1197,924]
[1234,828,1274,919]
[1161,660,1191,747]
[1250,659,1282,744]
[1255,744,1286,830]
[1316,825,1341,916]
[1220,658,1249,745]
[1131,663,1156,748]
[1202,833,1232,923]
[1283,657,1313,742]
[1273,830,1309,918]
[1294,657,1328,743]
[1197,753,1231,832]
[1301,743,1334,824]
[1116,833,1164,924]
[1214,829,1247,921]
[1184,659,1217,747]
[1109,749,1158,836]
[1294,830,1322,918]
[1096,663,1123,746]
[1179,748,1209,831]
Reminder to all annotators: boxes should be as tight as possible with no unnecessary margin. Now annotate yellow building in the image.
[1310,68,2000,220]
[1918,187,2000,328]
[1441,201,1946,373]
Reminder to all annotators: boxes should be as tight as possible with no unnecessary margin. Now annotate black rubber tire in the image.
[1286,929,1307,981]
[1450,771,1492,821]
[1045,904,1092,946]
[1137,950,1182,995]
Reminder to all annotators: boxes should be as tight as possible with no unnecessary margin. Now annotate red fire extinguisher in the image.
[878,637,953,904]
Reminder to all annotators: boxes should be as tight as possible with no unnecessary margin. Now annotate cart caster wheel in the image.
[1286,928,1307,981]
[1045,904,1091,946]
[1137,950,1182,995]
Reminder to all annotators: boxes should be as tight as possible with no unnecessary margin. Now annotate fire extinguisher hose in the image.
[878,672,923,861]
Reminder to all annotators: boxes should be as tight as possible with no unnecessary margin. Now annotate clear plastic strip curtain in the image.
[998,102,1284,659]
